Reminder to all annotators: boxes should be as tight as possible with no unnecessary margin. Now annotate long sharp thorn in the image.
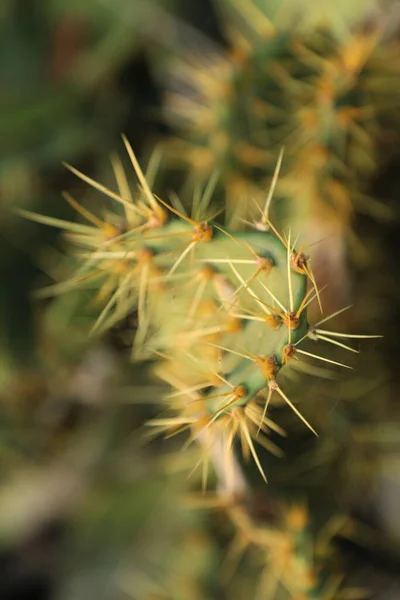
[262,216,287,247]
[78,251,136,260]
[257,387,272,436]
[121,134,161,214]
[165,383,210,399]
[141,232,192,244]
[167,241,196,278]
[213,224,256,257]
[240,420,267,482]
[232,313,266,323]
[304,264,323,313]
[299,284,329,315]
[182,324,230,339]
[16,208,96,235]
[63,163,142,216]
[258,280,286,312]
[296,348,352,369]
[287,229,294,312]
[295,286,316,318]
[239,217,257,229]
[315,329,383,339]
[33,271,102,299]
[61,192,106,229]
[207,343,252,362]
[148,417,196,427]
[307,233,335,249]
[314,305,353,327]
[235,344,262,362]
[274,386,318,436]
[164,424,191,439]
[262,146,284,224]
[191,401,233,442]
[232,267,262,298]
[110,154,134,221]
[187,458,202,480]
[228,261,272,315]
[90,272,132,334]
[316,334,359,353]
[241,238,259,260]
[212,371,234,388]
[156,194,198,225]
[252,197,264,218]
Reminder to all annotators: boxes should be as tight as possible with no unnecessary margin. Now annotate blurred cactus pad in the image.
[164,0,399,254]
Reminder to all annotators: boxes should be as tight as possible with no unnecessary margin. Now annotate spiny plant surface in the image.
[19,137,379,486]
[170,486,366,600]
[165,0,399,232]
[219,501,359,600]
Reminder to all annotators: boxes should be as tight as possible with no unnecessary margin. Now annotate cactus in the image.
[4,2,398,598]
[19,137,380,487]
[18,135,385,598]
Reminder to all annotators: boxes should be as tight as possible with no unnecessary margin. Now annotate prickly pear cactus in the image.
[20,138,378,486]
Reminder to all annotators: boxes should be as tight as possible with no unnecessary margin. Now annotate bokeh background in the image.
[1,1,399,599]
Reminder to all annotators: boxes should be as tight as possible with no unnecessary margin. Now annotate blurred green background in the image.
[0,1,399,599]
